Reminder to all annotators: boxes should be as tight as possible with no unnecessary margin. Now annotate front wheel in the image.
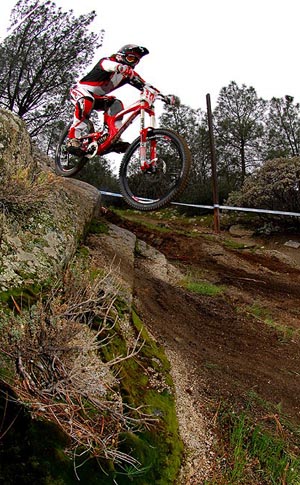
[55,121,94,177]
[119,128,191,211]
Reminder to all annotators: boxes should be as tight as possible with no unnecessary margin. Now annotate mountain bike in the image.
[55,81,191,211]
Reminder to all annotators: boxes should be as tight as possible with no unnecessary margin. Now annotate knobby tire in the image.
[119,128,191,211]
[54,121,94,177]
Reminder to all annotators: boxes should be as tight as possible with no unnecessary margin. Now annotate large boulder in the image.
[0,108,34,171]
[0,108,101,294]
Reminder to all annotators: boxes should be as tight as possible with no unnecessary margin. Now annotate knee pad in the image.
[75,96,94,120]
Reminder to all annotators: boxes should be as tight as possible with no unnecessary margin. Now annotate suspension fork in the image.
[139,106,157,170]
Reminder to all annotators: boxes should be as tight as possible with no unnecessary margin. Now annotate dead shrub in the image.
[0,166,55,208]
[0,263,149,471]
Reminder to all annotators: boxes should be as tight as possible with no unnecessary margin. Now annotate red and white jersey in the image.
[78,56,145,97]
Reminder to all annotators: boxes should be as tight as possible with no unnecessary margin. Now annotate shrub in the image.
[227,156,300,213]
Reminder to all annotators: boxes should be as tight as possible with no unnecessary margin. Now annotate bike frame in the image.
[81,86,161,169]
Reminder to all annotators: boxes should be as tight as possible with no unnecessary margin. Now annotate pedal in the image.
[66,145,86,157]
[86,141,98,159]
[66,139,85,157]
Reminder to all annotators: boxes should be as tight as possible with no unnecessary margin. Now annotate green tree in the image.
[76,156,119,193]
[214,81,266,186]
[264,95,300,160]
[160,103,212,204]
[0,0,101,142]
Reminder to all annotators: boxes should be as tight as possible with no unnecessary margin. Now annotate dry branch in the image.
[0,261,152,469]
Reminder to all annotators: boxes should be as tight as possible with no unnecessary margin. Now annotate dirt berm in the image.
[92,208,300,484]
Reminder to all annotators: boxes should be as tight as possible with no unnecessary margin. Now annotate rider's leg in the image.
[66,88,95,155]
[68,85,95,140]
[93,97,124,129]
[93,97,129,153]
[105,99,130,153]
[106,99,124,129]
[68,97,94,139]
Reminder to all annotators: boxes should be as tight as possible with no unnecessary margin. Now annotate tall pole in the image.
[206,93,220,233]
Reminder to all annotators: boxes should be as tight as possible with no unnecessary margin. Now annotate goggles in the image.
[125,54,139,65]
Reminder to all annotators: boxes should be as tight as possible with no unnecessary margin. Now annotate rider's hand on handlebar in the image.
[116,64,134,79]
[144,83,160,93]
[164,94,180,106]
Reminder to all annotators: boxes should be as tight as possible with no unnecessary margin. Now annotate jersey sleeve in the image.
[129,72,146,90]
[101,58,121,72]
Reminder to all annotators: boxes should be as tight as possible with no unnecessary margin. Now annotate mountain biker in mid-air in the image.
[66,44,155,156]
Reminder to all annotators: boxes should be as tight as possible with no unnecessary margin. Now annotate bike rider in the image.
[67,44,151,156]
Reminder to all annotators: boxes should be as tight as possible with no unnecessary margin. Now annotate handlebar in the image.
[159,93,179,106]
[129,71,179,106]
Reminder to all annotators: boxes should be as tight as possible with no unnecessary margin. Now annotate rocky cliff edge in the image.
[0,108,101,294]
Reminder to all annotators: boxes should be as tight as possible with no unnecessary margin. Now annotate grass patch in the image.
[112,207,214,233]
[245,303,298,342]
[0,283,50,312]
[213,406,300,484]
[88,218,109,234]
[246,389,300,440]
[222,238,254,250]
[137,221,173,233]
[183,280,225,296]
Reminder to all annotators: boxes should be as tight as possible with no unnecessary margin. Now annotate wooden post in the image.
[206,93,220,234]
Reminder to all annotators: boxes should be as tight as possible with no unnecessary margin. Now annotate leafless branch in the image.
[0,260,153,470]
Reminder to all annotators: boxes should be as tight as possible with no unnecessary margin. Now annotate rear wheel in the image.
[119,128,191,211]
[55,121,94,177]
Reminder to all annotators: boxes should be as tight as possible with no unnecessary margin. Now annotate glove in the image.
[143,84,160,96]
[116,64,134,79]
[144,83,160,93]
[165,94,180,106]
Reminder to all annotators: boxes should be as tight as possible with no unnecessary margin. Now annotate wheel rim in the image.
[55,120,95,175]
[122,133,184,205]
[57,142,83,173]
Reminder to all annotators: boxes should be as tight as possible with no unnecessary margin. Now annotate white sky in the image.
[1,0,300,111]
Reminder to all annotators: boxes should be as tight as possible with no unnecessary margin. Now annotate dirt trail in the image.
[103,210,300,482]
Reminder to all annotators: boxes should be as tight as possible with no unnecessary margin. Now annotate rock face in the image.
[0,108,101,293]
[0,108,34,171]
[0,110,183,484]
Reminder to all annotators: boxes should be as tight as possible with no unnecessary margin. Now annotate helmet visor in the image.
[125,54,139,65]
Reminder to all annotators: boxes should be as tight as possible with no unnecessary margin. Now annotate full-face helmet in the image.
[115,44,149,67]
